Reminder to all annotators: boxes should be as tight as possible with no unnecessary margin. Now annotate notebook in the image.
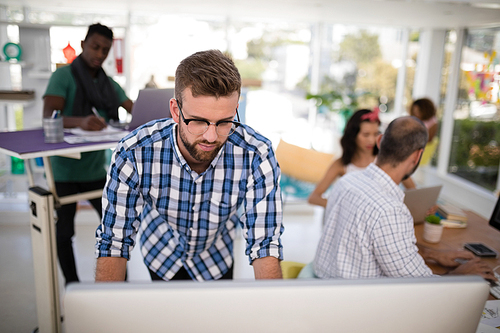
[110,88,174,130]
[403,185,443,224]
[437,203,467,222]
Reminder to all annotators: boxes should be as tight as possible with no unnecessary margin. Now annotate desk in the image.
[415,210,500,298]
[0,128,118,206]
[0,128,122,333]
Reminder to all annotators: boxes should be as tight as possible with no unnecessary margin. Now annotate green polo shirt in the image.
[44,65,128,182]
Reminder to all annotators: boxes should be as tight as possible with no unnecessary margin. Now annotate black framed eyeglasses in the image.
[176,100,241,137]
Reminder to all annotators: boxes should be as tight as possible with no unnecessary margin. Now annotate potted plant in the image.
[423,214,443,243]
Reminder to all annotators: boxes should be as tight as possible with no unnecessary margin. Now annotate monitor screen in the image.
[64,276,488,333]
[489,195,500,232]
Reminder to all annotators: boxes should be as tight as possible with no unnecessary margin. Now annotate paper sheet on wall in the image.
[64,127,129,144]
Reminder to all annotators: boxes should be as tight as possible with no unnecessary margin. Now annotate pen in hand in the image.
[91,107,107,127]
[91,106,100,118]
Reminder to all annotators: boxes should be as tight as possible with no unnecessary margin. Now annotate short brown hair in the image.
[175,50,241,104]
[411,98,436,121]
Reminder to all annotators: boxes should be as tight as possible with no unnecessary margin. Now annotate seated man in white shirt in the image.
[313,116,495,280]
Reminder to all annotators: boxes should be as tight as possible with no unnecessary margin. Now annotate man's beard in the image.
[178,124,224,163]
[402,154,422,181]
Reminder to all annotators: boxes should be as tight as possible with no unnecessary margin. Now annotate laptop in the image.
[110,88,174,130]
[404,185,443,224]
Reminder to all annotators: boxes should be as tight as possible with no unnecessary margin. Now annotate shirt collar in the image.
[170,123,226,175]
[170,123,187,167]
[365,163,405,202]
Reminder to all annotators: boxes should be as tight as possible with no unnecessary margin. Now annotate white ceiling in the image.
[2,0,500,29]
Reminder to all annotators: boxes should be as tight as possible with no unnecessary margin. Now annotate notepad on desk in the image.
[68,126,127,136]
[64,126,129,144]
[440,219,468,228]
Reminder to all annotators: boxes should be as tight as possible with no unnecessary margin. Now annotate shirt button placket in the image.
[188,177,202,245]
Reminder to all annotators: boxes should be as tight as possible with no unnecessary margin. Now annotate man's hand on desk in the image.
[447,257,497,281]
[418,244,475,267]
[419,245,497,281]
[429,249,476,267]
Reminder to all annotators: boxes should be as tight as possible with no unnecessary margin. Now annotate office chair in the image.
[275,139,334,203]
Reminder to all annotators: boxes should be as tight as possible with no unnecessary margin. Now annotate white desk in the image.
[0,128,122,333]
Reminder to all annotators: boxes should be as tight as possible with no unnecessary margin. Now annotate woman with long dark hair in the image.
[308,109,415,208]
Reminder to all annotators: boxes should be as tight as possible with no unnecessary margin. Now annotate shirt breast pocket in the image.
[196,196,233,238]
[208,194,234,221]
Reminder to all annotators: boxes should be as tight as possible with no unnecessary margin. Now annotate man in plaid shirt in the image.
[95,50,283,281]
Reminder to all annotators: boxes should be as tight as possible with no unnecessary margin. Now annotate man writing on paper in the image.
[95,50,283,281]
[314,116,495,280]
[43,23,133,285]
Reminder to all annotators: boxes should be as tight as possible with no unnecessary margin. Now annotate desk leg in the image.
[42,156,61,208]
[29,187,62,333]
[25,159,35,187]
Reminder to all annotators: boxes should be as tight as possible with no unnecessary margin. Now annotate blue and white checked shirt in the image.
[314,163,433,279]
[95,118,284,281]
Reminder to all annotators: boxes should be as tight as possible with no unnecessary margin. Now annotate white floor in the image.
[0,183,324,332]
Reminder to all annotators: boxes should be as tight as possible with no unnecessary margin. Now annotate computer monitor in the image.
[490,195,500,232]
[64,276,488,333]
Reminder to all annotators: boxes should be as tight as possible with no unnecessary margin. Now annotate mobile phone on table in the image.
[464,243,498,258]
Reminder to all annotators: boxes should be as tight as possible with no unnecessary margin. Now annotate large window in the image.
[127,15,312,146]
[448,28,500,191]
[231,20,311,144]
[2,6,427,158]
[307,25,411,119]
[429,30,458,167]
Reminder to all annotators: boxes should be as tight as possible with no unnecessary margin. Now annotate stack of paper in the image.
[64,126,129,144]
[476,300,500,332]
[440,220,467,228]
